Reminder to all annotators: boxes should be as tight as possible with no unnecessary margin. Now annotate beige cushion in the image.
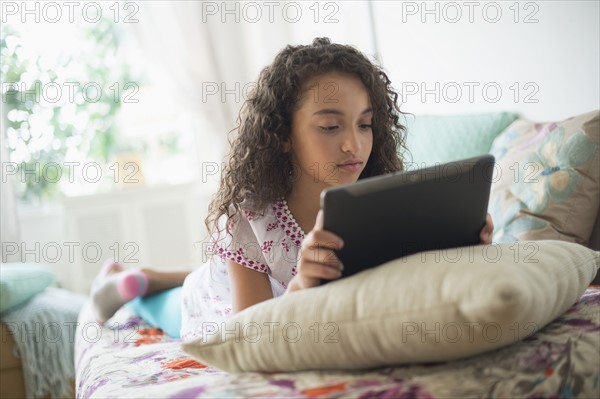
[488,110,600,246]
[182,241,599,372]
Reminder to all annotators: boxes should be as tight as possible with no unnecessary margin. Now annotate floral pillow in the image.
[489,110,600,245]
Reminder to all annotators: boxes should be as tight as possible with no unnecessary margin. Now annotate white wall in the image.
[202,0,600,121]
[372,0,599,120]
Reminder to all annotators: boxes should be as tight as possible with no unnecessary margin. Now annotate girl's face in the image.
[287,72,373,192]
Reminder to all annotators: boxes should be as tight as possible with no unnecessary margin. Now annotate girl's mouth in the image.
[337,161,362,172]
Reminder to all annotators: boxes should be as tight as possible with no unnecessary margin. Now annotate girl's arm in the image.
[226,260,273,313]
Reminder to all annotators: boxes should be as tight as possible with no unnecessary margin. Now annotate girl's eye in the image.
[359,124,372,130]
[319,126,339,132]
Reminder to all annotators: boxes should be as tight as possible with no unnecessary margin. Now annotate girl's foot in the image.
[90,260,149,323]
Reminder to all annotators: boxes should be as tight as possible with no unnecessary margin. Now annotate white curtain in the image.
[124,1,287,165]
[125,1,377,165]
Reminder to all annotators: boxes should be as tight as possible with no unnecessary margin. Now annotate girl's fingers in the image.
[480,228,490,244]
[480,231,490,244]
[314,209,324,230]
[480,213,494,244]
[295,221,345,287]
[303,230,344,251]
[300,259,343,280]
[486,213,494,234]
[298,242,344,279]
[302,245,342,268]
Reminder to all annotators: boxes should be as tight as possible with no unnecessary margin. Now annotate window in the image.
[1,5,196,205]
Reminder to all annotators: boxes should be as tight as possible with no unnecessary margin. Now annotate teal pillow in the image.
[0,263,55,313]
[404,112,518,167]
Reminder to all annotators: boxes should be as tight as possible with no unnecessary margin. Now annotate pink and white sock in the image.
[90,260,148,324]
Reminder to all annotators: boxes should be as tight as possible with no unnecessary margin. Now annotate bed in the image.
[75,110,600,398]
[76,285,599,398]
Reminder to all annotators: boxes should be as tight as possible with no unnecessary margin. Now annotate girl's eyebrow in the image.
[312,107,373,116]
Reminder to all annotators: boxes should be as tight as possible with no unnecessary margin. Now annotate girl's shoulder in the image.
[239,199,282,227]
[239,200,303,244]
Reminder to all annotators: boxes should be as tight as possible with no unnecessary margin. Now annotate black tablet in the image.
[320,154,495,283]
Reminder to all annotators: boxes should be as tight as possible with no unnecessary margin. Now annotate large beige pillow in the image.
[182,241,599,372]
[489,110,600,246]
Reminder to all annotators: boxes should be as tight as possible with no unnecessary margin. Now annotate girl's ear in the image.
[282,138,291,153]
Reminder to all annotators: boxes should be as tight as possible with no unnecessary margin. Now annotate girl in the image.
[90,37,494,339]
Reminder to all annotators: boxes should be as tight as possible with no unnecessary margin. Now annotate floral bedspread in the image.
[75,287,600,399]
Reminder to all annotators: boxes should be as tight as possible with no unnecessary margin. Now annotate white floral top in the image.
[180,200,305,340]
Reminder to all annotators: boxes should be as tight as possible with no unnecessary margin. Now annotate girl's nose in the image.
[341,127,360,153]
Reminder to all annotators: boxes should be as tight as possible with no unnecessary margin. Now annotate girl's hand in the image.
[286,210,344,293]
[480,213,494,244]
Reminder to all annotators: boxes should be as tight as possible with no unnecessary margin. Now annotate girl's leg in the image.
[90,260,190,323]
[143,269,191,294]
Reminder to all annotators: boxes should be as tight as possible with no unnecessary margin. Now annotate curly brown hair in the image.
[205,37,407,237]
